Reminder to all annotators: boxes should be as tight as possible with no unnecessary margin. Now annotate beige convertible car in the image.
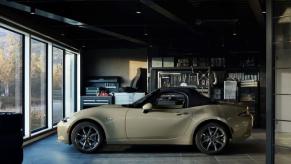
[57,87,253,154]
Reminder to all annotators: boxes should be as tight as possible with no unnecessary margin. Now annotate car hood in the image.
[97,104,124,109]
[84,105,125,111]
[71,105,127,118]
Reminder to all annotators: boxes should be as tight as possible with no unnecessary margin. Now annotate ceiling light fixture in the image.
[30,7,35,15]
[261,11,266,14]
[136,11,142,14]
[232,21,238,36]
[221,37,225,47]
[60,33,65,36]
[143,25,149,36]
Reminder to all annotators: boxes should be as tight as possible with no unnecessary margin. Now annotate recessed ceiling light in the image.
[261,11,266,14]
[144,33,148,36]
[233,33,237,36]
[82,45,86,48]
[136,11,142,14]
[30,8,35,15]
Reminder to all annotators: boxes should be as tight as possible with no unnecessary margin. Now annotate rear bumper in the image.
[57,121,70,144]
[231,115,253,142]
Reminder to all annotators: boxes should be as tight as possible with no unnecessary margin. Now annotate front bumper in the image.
[57,121,70,144]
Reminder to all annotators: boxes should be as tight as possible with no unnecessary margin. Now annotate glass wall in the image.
[65,52,76,117]
[52,47,64,124]
[0,27,23,114]
[30,39,47,131]
[0,22,80,138]
[273,1,291,163]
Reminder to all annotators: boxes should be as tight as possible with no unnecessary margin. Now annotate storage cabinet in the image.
[81,96,113,109]
[150,67,212,97]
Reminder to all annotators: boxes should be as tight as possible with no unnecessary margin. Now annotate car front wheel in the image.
[195,122,229,154]
[71,122,104,153]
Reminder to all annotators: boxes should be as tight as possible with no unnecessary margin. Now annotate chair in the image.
[119,68,147,92]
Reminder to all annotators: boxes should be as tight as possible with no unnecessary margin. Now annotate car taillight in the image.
[238,106,251,117]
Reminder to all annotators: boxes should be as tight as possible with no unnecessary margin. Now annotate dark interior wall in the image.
[82,48,148,90]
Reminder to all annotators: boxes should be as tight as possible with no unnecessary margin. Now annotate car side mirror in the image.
[142,103,152,113]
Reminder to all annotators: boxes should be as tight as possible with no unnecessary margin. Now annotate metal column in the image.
[266,0,275,163]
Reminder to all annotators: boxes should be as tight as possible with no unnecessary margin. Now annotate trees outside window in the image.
[52,47,64,124]
[0,27,23,113]
[30,39,47,131]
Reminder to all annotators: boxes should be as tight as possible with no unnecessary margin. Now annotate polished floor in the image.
[23,130,291,164]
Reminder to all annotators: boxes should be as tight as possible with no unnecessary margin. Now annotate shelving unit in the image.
[240,80,260,127]
[150,67,212,97]
[81,76,121,109]
[148,55,262,127]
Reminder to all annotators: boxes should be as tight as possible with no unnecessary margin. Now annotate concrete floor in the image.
[23,130,291,164]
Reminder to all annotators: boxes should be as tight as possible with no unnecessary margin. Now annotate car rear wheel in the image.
[71,122,104,153]
[195,122,229,154]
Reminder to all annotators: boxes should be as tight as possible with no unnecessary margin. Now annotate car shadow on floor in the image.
[97,139,266,155]
[95,130,267,155]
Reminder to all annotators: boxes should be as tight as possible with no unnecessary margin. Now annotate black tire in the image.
[195,122,229,155]
[71,122,104,153]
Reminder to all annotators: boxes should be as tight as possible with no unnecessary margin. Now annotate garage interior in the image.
[0,0,290,164]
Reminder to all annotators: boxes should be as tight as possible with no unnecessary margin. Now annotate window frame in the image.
[52,46,65,126]
[64,51,78,116]
[0,21,80,139]
[0,25,25,135]
[30,37,49,133]
[153,91,189,109]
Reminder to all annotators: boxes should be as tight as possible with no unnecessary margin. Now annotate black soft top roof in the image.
[158,87,214,107]
[130,87,214,108]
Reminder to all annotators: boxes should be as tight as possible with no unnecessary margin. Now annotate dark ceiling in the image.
[0,0,265,53]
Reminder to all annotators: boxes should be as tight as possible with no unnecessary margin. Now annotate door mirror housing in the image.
[142,103,152,113]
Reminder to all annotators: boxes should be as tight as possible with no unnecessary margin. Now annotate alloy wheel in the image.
[195,123,229,154]
[74,125,100,152]
[199,126,226,152]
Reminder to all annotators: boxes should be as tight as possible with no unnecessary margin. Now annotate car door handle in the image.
[176,112,189,116]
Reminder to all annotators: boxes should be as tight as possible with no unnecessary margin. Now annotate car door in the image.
[126,92,193,139]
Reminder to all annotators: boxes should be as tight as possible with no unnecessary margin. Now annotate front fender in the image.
[67,116,109,143]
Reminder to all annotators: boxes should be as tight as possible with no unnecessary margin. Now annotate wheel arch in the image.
[68,118,107,144]
[192,119,233,144]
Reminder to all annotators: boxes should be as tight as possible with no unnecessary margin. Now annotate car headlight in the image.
[62,117,70,123]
